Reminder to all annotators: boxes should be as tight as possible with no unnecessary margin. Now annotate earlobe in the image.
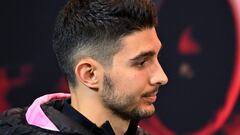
[75,60,99,90]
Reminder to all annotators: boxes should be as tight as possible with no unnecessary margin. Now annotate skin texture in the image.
[70,27,168,135]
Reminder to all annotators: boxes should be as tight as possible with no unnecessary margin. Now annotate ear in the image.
[74,59,99,90]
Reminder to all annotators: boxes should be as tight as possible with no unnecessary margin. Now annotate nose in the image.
[150,61,168,86]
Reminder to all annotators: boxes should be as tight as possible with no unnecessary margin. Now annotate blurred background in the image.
[0,0,239,134]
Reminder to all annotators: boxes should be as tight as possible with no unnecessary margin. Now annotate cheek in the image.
[131,74,147,88]
[112,70,149,94]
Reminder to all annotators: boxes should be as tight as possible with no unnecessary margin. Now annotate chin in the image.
[144,103,155,111]
[138,105,155,118]
[146,105,155,114]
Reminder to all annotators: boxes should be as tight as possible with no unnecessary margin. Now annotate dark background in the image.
[0,0,239,134]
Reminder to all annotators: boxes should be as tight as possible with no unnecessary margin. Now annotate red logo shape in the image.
[178,27,201,55]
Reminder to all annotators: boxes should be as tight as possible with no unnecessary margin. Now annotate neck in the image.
[70,87,131,135]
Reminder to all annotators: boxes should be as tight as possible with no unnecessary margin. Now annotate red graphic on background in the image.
[178,27,201,55]
[0,65,33,112]
[0,68,10,111]
[222,114,240,135]
[56,76,70,93]
[141,0,240,133]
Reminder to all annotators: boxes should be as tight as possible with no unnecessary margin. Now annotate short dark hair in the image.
[53,0,157,87]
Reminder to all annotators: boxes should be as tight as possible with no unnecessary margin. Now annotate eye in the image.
[136,59,148,68]
[139,60,146,66]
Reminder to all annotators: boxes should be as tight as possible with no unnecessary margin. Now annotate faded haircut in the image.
[52,0,157,87]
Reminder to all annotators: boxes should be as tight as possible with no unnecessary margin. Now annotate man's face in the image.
[100,28,168,120]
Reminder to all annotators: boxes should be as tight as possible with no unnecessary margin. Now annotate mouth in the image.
[142,95,157,103]
[142,88,158,103]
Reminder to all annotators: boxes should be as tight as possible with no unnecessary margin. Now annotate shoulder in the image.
[0,107,61,135]
[0,107,29,134]
[0,107,27,126]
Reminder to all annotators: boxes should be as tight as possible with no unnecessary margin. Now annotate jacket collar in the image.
[25,93,140,134]
[25,93,70,131]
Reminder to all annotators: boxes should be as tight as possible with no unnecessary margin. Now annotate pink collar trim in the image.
[25,93,71,131]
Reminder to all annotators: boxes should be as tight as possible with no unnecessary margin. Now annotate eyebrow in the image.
[130,46,162,62]
[130,51,155,62]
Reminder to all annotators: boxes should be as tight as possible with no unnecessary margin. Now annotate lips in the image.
[142,95,157,103]
[142,89,158,103]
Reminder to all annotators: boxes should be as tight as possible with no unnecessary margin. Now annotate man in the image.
[0,0,168,134]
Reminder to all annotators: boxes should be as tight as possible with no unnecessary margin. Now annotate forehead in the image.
[117,28,161,58]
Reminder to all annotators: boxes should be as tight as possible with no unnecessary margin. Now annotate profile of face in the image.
[100,28,168,120]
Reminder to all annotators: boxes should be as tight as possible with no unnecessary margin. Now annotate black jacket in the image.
[0,93,150,135]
